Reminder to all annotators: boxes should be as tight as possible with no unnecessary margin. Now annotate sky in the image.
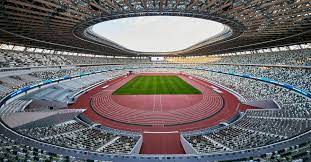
[91,16,225,52]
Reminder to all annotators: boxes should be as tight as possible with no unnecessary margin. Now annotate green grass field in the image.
[113,75,201,95]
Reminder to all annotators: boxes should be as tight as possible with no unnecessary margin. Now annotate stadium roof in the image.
[0,0,310,56]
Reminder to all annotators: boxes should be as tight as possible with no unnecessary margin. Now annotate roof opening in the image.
[90,16,225,52]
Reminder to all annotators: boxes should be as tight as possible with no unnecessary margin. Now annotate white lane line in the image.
[143,131,179,134]
[153,95,156,112]
[160,95,162,112]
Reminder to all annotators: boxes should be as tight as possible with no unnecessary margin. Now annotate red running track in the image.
[140,132,185,154]
[69,73,246,154]
[91,74,224,126]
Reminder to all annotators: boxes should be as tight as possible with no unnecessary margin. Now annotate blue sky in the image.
[92,16,225,52]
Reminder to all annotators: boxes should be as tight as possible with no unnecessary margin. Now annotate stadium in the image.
[0,0,310,161]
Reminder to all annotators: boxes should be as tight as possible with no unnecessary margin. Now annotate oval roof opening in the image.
[91,16,226,53]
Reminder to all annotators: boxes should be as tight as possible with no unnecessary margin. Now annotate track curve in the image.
[90,74,224,126]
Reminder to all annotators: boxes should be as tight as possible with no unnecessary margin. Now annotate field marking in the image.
[153,95,156,112]
[160,95,162,112]
[208,85,223,93]
[143,131,179,134]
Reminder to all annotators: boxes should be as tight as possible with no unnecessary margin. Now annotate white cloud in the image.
[91,16,225,52]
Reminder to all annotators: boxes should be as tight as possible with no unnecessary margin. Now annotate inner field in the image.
[112,75,202,95]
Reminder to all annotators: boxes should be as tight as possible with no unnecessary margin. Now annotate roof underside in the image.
[0,0,310,56]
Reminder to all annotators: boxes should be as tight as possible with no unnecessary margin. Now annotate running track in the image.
[69,73,249,154]
[91,74,224,126]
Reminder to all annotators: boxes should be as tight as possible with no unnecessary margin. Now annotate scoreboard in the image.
[151,57,164,62]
